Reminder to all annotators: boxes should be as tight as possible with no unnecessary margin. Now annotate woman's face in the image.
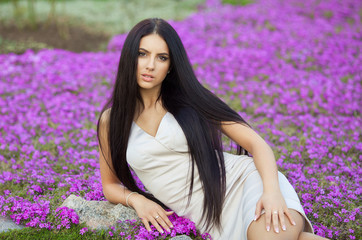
[137,33,171,93]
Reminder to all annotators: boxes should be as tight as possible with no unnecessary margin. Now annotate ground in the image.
[0,0,204,54]
[0,20,110,54]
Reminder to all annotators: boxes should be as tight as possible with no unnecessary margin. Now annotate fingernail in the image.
[166,228,170,232]
[171,224,174,228]
[161,230,164,233]
[254,215,257,221]
[292,221,296,226]
[266,226,270,232]
[275,227,279,233]
[282,225,286,231]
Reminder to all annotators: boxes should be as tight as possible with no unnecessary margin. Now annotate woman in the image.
[97,18,327,240]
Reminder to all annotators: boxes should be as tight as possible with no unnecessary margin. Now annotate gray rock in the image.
[61,195,196,239]
[170,235,193,240]
[60,194,139,230]
[0,216,25,233]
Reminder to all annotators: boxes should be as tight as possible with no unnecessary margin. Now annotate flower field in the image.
[0,0,361,239]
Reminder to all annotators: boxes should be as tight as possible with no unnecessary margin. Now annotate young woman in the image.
[97,18,328,240]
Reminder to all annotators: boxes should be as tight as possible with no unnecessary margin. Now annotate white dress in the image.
[127,112,314,239]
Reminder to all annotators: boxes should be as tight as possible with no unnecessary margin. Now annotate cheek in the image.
[138,57,151,67]
[162,67,169,74]
[161,63,170,74]
[137,59,145,70]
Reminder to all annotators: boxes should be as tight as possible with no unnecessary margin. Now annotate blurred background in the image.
[0,0,242,54]
[0,1,360,239]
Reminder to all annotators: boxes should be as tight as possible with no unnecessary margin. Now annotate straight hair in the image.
[97,18,249,231]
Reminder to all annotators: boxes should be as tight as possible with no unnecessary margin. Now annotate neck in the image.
[138,87,162,110]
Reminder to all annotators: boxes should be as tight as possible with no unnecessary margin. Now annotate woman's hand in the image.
[254,190,296,233]
[128,193,174,233]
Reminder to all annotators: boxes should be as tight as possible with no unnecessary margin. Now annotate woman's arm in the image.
[221,121,296,232]
[221,122,279,192]
[98,109,130,204]
[98,110,173,233]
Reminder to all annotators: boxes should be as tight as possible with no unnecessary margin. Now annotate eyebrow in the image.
[139,48,169,56]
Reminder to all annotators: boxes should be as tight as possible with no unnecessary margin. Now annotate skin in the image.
[99,34,174,234]
[99,33,329,239]
[134,33,170,135]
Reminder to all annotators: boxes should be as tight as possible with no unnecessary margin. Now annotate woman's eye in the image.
[138,52,146,57]
[159,56,168,61]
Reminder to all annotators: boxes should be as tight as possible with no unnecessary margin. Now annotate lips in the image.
[141,74,154,82]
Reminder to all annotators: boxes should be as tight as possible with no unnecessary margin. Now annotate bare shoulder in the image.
[99,108,111,126]
[98,108,111,142]
[98,109,112,164]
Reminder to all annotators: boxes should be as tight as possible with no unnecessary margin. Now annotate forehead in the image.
[139,34,169,53]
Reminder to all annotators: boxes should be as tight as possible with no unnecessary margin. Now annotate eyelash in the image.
[159,56,168,61]
[138,52,146,57]
[138,52,168,61]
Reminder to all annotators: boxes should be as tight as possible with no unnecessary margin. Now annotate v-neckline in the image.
[133,112,169,138]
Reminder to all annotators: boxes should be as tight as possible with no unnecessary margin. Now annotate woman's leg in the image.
[298,232,329,240]
[247,209,328,240]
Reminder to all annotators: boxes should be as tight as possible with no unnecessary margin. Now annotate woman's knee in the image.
[247,209,304,240]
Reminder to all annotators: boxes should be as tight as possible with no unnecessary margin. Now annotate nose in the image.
[146,57,155,71]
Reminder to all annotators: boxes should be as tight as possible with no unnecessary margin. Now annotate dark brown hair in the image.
[97,18,249,231]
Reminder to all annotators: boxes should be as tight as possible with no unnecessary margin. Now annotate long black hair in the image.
[97,18,250,231]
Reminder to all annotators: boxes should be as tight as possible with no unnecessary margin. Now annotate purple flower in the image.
[79,227,88,235]
[0,0,360,239]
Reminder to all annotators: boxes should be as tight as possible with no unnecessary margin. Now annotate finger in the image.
[149,217,164,234]
[165,211,174,216]
[284,208,296,226]
[279,210,286,231]
[156,214,170,232]
[142,218,152,232]
[272,210,279,233]
[265,210,271,232]
[163,211,174,228]
[254,200,262,221]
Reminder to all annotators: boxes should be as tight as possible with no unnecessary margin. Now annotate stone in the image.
[170,235,193,240]
[61,195,193,239]
[60,194,139,230]
[0,216,25,233]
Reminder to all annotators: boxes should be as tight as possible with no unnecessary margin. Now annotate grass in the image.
[0,0,205,35]
[0,36,52,54]
[222,0,254,5]
[0,224,126,240]
[4,0,356,239]
[0,226,206,240]
[0,0,205,54]
[0,1,209,239]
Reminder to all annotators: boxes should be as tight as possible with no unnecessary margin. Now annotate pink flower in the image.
[80,227,88,235]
